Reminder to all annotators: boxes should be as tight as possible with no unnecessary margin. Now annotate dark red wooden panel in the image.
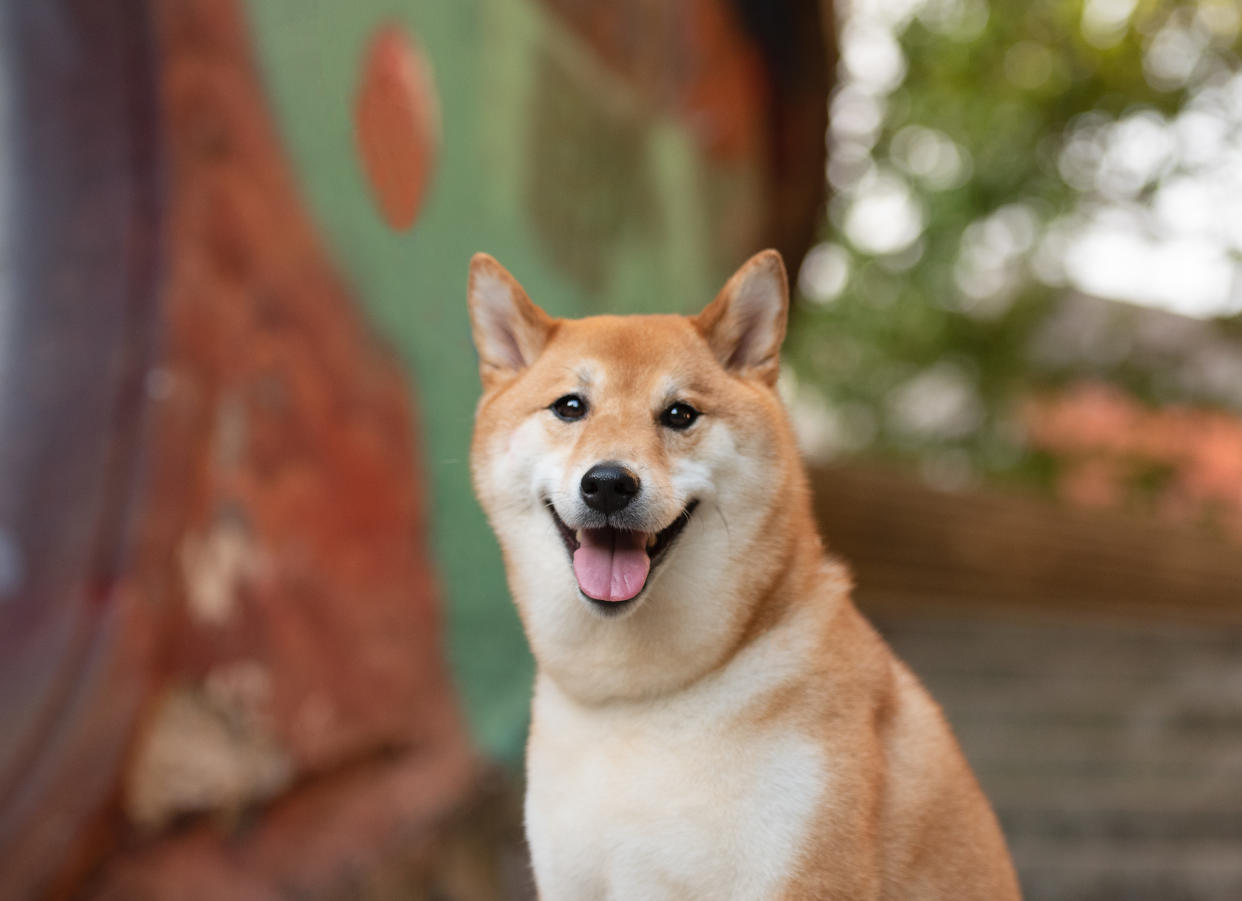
[0,1,162,894]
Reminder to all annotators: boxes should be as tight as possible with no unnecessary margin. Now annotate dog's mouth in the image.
[546,500,699,612]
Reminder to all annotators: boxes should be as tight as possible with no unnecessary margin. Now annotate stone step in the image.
[860,609,1242,900]
[1012,839,1242,901]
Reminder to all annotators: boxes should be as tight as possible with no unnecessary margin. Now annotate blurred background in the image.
[1,0,1240,898]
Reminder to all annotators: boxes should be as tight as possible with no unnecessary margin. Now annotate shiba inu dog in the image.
[467,250,1021,900]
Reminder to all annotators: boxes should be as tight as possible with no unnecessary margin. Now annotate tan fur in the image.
[468,251,1021,900]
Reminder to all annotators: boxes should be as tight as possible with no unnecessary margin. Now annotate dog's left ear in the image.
[692,249,788,385]
[468,253,555,390]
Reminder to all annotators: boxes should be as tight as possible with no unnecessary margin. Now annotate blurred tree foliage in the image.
[788,0,1242,492]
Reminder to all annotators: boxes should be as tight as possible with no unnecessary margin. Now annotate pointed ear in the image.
[467,253,555,389]
[692,250,788,385]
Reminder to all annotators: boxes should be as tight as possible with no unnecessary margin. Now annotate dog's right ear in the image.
[468,253,555,389]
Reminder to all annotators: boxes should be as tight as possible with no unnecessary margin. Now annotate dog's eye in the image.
[550,394,588,421]
[660,402,699,430]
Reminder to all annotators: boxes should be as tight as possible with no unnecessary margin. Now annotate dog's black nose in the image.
[580,463,640,514]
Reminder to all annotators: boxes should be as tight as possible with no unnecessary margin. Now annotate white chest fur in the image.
[525,629,828,901]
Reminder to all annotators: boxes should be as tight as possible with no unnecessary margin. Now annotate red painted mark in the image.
[354,25,439,231]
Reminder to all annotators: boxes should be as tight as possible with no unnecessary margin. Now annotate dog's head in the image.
[468,251,809,699]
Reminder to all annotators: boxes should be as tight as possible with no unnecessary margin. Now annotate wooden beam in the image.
[810,465,1242,624]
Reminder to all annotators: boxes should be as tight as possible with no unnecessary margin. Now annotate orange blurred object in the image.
[354,25,439,231]
[1024,382,1242,541]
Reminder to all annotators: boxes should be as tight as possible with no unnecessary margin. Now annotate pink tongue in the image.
[572,528,651,602]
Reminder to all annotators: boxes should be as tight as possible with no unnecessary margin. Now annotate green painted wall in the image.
[242,0,751,758]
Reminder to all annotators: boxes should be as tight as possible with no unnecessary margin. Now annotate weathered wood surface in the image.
[0,1,480,897]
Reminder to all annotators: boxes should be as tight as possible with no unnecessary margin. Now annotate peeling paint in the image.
[179,516,263,624]
[126,681,292,830]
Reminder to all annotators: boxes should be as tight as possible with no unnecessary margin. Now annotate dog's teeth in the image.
[576,530,584,543]
[647,534,657,548]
